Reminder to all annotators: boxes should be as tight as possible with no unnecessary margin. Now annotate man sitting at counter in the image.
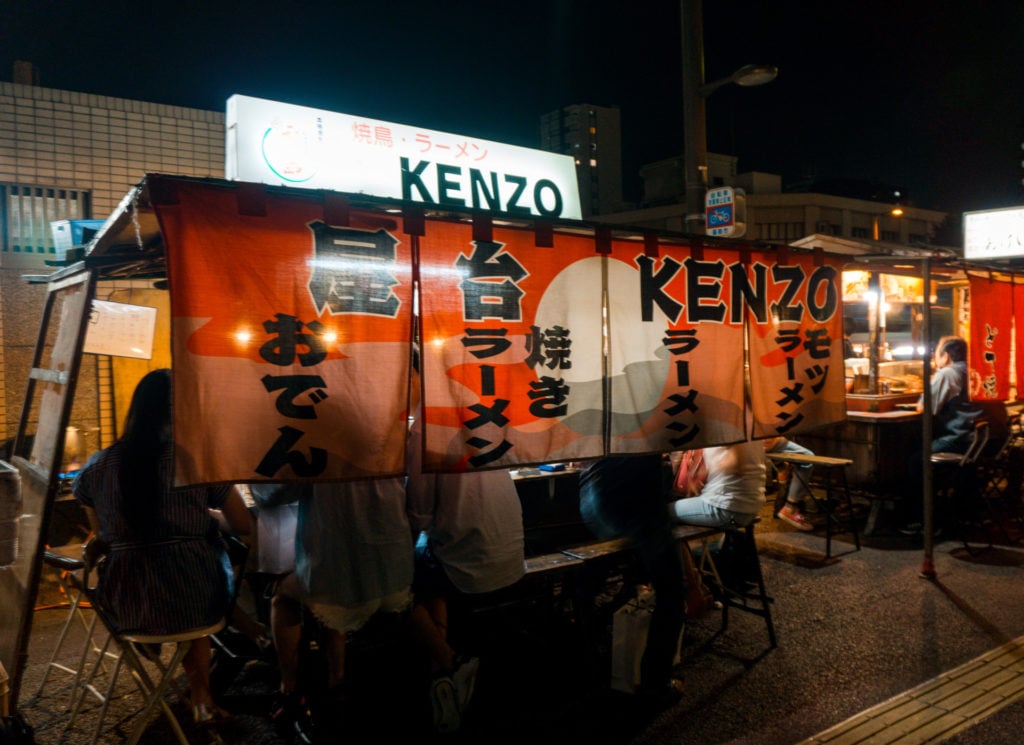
[899,335,983,535]
[915,336,983,452]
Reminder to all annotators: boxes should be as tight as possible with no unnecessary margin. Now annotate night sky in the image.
[3,0,1023,217]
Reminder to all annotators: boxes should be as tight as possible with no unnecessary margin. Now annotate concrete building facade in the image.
[540,103,624,217]
[599,150,948,246]
[0,78,224,446]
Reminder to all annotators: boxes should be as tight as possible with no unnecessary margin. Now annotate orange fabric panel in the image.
[747,251,847,439]
[157,179,413,485]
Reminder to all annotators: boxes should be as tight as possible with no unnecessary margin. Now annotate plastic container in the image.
[49,219,106,261]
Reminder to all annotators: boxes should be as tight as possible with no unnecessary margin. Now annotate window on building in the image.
[0,184,90,255]
[851,226,869,238]
[880,229,899,242]
[757,222,806,241]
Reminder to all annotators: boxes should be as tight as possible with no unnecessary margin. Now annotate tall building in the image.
[540,103,623,217]
[0,71,224,445]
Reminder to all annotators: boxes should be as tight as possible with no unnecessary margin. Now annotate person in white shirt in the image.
[405,411,524,734]
[671,442,766,529]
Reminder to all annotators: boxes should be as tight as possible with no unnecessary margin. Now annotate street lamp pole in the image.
[681,0,777,234]
[681,0,707,234]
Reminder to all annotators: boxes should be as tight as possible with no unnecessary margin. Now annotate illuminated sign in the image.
[225,95,582,220]
[963,205,1024,260]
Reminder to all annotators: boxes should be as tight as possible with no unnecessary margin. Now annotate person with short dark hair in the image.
[915,336,980,453]
[899,335,982,534]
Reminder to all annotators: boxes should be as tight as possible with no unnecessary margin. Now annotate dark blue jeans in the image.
[579,456,686,690]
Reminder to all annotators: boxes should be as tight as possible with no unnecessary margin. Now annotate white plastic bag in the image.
[611,586,683,693]
[610,593,651,693]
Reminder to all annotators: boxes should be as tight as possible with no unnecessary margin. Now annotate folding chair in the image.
[66,539,226,745]
[33,543,121,709]
[932,420,992,553]
[972,419,1024,546]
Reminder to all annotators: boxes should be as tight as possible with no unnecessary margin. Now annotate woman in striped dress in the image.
[73,368,251,724]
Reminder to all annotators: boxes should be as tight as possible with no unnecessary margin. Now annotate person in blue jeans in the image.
[670,443,766,529]
[765,437,816,531]
[578,454,686,709]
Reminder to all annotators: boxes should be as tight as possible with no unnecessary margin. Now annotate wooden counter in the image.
[845,392,920,413]
[845,409,920,423]
[792,409,921,495]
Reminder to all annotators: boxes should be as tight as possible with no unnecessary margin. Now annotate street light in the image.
[872,206,905,241]
[700,64,780,96]
[681,0,777,233]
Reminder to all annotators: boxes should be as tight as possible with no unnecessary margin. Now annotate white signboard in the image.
[963,206,1024,260]
[705,186,735,236]
[225,94,582,220]
[83,300,157,360]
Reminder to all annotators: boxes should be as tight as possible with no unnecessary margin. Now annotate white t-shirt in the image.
[698,442,766,516]
[406,417,525,594]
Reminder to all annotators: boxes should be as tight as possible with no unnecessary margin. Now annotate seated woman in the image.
[72,368,252,725]
[670,442,766,529]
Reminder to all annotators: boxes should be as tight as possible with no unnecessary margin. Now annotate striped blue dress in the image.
[72,442,233,635]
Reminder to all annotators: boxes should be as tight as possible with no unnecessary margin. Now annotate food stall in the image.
[790,231,1024,539]
[0,171,854,714]
[797,267,940,491]
[3,94,1019,717]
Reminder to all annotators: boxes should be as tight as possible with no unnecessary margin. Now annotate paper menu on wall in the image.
[83,300,157,360]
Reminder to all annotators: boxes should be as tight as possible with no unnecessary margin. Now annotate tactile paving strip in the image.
[798,636,1024,745]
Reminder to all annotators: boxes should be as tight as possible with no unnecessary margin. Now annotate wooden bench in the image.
[522,521,776,649]
[524,551,587,575]
[766,451,861,558]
